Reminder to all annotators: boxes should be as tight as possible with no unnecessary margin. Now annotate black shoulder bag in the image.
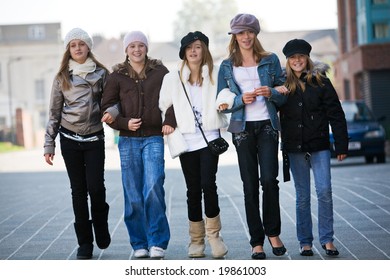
[179,71,229,156]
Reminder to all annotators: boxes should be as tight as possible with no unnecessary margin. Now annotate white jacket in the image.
[159,64,228,158]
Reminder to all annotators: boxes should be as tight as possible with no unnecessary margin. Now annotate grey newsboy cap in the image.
[228,13,260,35]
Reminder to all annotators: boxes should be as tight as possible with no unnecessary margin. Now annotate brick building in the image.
[334,0,390,132]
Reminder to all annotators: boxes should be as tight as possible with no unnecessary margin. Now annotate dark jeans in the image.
[233,120,281,248]
[60,136,107,224]
[179,147,220,222]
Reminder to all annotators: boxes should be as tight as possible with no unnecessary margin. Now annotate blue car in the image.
[330,100,386,163]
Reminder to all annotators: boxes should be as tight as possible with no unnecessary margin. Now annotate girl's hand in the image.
[127,118,142,131]
[44,153,54,165]
[274,85,290,95]
[101,112,114,124]
[218,103,229,111]
[254,86,272,98]
[337,154,347,161]
[242,92,256,104]
[162,125,174,135]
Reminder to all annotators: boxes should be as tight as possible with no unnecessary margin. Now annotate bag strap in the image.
[178,71,211,144]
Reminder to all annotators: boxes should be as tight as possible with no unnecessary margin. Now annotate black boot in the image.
[92,203,111,249]
[74,221,94,259]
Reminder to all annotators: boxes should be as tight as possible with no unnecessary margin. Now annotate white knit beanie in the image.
[64,28,93,50]
[123,31,148,53]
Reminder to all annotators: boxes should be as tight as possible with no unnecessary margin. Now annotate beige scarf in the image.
[69,58,96,79]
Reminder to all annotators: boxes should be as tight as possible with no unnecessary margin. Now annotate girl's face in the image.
[185,40,203,65]
[69,39,89,64]
[288,54,308,76]
[126,41,147,64]
[235,30,256,50]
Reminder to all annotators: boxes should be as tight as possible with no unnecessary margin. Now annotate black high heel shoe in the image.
[322,244,339,256]
[251,251,266,259]
[251,246,266,259]
[268,237,287,256]
[299,247,314,256]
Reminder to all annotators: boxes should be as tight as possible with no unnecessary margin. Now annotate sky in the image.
[0,0,338,42]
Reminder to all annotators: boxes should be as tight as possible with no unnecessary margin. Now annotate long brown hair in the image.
[284,55,325,93]
[228,34,271,66]
[56,47,109,91]
[180,41,214,86]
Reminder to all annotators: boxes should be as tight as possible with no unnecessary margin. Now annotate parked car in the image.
[330,100,386,163]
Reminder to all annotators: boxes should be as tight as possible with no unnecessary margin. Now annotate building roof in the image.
[0,23,61,45]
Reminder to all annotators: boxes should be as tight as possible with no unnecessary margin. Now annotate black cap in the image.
[282,39,312,58]
[179,31,209,59]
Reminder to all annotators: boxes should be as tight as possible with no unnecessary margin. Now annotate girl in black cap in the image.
[279,38,348,257]
[159,31,229,259]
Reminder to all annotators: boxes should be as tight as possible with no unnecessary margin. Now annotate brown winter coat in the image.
[101,58,171,137]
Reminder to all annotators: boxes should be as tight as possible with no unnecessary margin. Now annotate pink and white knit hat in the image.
[123,31,148,53]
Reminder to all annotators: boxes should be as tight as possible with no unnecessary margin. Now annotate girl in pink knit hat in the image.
[101,31,170,259]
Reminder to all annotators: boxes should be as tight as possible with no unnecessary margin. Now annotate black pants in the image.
[233,120,281,248]
[179,147,220,222]
[60,136,107,224]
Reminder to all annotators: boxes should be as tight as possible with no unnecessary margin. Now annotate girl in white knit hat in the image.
[44,27,111,259]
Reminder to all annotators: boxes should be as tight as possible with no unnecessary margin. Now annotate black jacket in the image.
[279,67,348,181]
[280,75,348,154]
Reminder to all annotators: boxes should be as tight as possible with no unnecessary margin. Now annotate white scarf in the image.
[69,58,96,79]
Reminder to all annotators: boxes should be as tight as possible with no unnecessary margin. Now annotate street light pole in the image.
[7,57,22,144]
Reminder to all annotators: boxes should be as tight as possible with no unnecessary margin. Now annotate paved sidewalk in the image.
[1,139,390,261]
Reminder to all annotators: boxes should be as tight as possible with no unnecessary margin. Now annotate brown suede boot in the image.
[188,220,206,258]
[205,214,228,259]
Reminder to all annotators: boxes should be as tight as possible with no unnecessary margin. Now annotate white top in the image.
[233,66,270,121]
[183,83,219,152]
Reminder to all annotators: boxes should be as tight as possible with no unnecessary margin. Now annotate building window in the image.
[344,79,351,100]
[39,110,47,128]
[373,23,389,39]
[28,25,46,40]
[372,0,387,4]
[0,116,5,127]
[35,79,45,103]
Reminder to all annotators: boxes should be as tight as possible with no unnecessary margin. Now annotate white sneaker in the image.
[149,246,165,258]
[134,249,149,258]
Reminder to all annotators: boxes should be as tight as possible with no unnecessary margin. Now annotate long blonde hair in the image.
[284,55,325,93]
[228,34,271,66]
[56,47,109,91]
[179,41,214,86]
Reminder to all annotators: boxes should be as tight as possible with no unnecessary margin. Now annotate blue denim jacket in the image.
[217,53,287,133]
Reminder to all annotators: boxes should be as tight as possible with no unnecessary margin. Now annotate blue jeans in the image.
[118,136,170,250]
[288,150,334,247]
[233,120,281,248]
